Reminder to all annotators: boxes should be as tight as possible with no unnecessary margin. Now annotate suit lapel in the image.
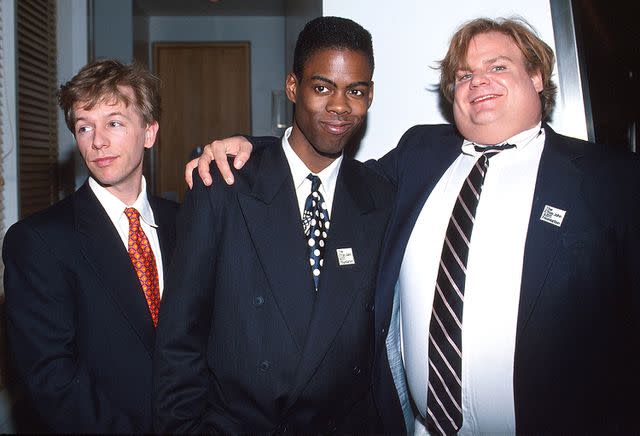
[74,183,155,355]
[148,196,176,273]
[375,128,461,343]
[517,127,584,338]
[237,145,316,350]
[285,158,376,409]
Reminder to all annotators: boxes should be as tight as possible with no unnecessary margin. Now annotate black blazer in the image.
[372,124,640,434]
[3,182,177,433]
[154,138,394,434]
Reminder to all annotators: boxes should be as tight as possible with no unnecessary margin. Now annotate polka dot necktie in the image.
[426,145,513,435]
[124,207,160,327]
[302,174,330,290]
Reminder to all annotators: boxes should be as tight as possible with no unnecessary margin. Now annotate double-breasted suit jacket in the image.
[154,138,394,434]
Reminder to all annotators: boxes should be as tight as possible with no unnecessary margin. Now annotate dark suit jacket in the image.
[2,182,177,433]
[372,124,640,434]
[154,138,394,434]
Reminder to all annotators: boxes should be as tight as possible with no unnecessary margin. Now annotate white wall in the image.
[1,0,18,233]
[149,16,286,137]
[0,0,17,432]
[323,0,589,161]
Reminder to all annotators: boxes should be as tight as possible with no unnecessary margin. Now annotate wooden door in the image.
[153,43,251,201]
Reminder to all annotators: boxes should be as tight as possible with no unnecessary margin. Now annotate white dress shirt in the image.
[398,124,545,435]
[281,127,343,218]
[88,176,165,295]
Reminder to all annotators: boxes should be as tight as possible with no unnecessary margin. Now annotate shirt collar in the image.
[88,176,158,228]
[281,126,343,193]
[461,122,543,156]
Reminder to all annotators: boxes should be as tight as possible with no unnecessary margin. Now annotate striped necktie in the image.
[425,145,513,434]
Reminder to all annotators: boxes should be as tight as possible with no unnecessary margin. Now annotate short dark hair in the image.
[293,16,374,79]
[59,58,161,133]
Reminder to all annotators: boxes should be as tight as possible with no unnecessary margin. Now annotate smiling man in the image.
[153,17,393,433]
[2,59,177,433]
[373,18,640,435]
[193,17,640,435]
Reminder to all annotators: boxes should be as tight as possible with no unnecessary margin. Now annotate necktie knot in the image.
[307,174,322,192]
[474,143,516,154]
[124,207,141,225]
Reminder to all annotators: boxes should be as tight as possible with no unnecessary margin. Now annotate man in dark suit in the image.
[192,17,640,435]
[153,17,393,434]
[2,59,177,433]
[370,18,640,434]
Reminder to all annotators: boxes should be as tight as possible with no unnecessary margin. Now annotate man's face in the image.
[286,48,373,172]
[73,87,158,200]
[452,31,543,145]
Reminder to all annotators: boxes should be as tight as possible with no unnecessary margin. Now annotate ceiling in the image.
[133,0,285,16]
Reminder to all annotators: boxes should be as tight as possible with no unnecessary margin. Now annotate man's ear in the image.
[531,69,543,93]
[285,73,298,104]
[367,81,374,109]
[144,121,159,149]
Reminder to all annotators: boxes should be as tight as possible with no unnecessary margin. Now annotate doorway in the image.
[571,0,639,152]
[153,42,251,201]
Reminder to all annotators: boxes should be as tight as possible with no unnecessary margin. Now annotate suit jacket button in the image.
[253,295,265,306]
[352,365,361,376]
[365,302,375,312]
[326,419,337,433]
[259,360,271,372]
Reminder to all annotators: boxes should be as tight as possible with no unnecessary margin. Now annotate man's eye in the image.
[348,89,364,97]
[456,73,472,82]
[491,65,507,72]
[76,125,92,134]
[108,121,123,127]
[314,86,329,93]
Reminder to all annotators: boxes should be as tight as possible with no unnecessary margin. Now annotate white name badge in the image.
[336,248,355,266]
[540,205,566,227]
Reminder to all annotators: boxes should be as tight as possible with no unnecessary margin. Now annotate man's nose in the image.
[92,127,109,150]
[469,72,490,88]
[327,92,351,115]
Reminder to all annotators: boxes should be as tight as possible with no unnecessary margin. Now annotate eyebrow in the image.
[457,55,515,72]
[310,75,371,88]
[483,55,514,65]
[75,111,129,123]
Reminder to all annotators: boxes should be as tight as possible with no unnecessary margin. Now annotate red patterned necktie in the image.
[124,207,160,327]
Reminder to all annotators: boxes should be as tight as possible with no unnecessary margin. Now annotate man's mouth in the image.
[471,94,500,104]
[93,156,117,167]
[321,121,353,135]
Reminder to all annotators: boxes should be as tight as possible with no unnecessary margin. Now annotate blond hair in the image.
[439,17,557,120]
[59,59,160,132]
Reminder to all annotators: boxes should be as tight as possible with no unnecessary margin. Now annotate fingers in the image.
[209,139,233,185]
[197,145,216,186]
[184,158,199,189]
[191,136,255,187]
[233,140,254,170]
